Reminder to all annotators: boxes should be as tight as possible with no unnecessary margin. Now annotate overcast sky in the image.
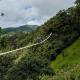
[0,0,75,28]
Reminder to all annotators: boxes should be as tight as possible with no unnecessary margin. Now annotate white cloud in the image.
[0,0,75,28]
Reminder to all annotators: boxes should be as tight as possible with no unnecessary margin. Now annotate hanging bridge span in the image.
[0,32,52,56]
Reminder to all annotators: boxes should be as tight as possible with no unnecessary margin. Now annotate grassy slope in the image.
[40,37,80,80]
[41,64,80,80]
[26,33,80,80]
[50,37,80,71]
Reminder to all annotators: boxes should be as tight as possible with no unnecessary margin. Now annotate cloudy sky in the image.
[0,0,75,28]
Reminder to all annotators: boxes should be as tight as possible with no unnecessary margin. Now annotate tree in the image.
[75,0,80,5]
[0,27,2,35]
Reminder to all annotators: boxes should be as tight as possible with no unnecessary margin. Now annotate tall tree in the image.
[75,0,80,5]
[0,27,2,35]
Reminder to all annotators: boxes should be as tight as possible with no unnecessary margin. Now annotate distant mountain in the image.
[2,25,38,33]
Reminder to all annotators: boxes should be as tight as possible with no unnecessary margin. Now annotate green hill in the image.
[0,0,80,80]
[51,37,80,71]
[40,38,80,80]
[2,25,38,33]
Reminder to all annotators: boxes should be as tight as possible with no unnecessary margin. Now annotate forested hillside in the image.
[0,27,2,35]
[0,0,80,80]
[2,25,38,34]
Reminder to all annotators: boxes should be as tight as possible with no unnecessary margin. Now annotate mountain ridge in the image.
[2,25,38,33]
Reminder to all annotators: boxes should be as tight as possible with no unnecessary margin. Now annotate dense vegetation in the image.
[0,0,80,80]
[0,27,2,35]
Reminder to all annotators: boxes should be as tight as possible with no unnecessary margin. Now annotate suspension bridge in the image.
[0,32,52,56]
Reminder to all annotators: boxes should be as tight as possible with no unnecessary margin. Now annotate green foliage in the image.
[50,38,80,70]
[5,55,53,80]
[40,65,80,80]
[0,0,80,80]
[75,0,80,5]
[0,27,2,35]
